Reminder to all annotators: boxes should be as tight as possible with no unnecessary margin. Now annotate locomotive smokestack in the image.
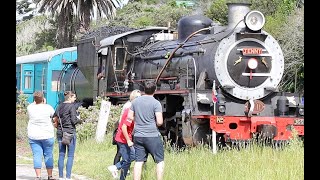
[227,3,251,29]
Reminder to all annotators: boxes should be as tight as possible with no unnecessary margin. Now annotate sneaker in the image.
[107,165,118,178]
[48,176,56,180]
[35,177,41,180]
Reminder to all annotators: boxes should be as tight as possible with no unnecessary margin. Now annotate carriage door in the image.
[16,66,21,102]
[113,46,127,92]
[21,64,34,104]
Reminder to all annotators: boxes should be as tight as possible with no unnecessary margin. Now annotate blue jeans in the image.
[29,137,55,169]
[115,142,135,180]
[57,134,76,179]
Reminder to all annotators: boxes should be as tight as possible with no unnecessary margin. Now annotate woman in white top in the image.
[27,91,56,180]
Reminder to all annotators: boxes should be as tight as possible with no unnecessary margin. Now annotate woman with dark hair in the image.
[53,91,80,180]
[27,91,56,180]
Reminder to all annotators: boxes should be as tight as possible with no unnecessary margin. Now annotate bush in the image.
[76,97,123,142]
[16,93,29,114]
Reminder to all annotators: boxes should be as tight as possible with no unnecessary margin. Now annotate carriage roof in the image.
[99,27,169,48]
[16,47,77,65]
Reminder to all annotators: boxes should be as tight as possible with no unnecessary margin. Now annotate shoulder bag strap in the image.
[57,105,64,132]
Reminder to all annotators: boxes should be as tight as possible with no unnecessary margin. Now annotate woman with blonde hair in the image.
[53,91,80,180]
[27,91,56,180]
[108,90,141,179]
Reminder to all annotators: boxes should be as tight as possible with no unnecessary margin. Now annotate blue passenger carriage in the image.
[16,47,77,109]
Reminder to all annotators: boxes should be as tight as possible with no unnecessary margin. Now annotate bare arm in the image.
[155,112,163,126]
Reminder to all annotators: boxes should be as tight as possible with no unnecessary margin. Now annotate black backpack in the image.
[112,121,119,145]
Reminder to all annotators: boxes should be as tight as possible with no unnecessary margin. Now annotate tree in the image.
[277,7,304,93]
[36,0,122,47]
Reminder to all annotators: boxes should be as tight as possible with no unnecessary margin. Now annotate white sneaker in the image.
[107,165,118,178]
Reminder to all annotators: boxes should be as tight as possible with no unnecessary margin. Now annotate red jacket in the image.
[115,108,134,144]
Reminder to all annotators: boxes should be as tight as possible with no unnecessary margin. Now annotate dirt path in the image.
[16,163,92,180]
[16,140,93,180]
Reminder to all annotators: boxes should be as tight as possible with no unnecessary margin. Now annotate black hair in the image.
[144,81,156,95]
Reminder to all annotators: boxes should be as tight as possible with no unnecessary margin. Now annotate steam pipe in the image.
[155,27,211,84]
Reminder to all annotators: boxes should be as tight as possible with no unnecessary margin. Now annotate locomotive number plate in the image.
[244,100,265,114]
[294,119,304,125]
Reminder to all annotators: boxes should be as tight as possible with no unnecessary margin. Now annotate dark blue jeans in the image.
[115,142,135,180]
[57,134,76,179]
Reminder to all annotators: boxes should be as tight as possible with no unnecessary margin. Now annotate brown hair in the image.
[33,91,44,104]
[64,91,76,101]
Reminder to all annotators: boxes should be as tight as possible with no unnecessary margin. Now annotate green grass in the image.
[67,136,303,180]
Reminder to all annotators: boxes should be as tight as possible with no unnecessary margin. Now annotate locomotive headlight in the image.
[248,58,258,69]
[245,11,265,31]
[218,105,226,113]
[298,108,304,116]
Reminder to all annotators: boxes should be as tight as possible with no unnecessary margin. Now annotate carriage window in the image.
[51,70,61,91]
[24,71,32,89]
[115,47,126,70]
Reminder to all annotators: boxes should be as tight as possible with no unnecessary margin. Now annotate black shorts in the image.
[133,136,164,163]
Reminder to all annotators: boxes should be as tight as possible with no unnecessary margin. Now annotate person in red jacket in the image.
[108,90,141,179]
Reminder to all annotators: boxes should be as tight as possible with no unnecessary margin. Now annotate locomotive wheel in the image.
[182,118,210,146]
[164,120,185,149]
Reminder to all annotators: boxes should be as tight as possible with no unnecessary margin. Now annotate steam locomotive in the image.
[59,3,304,148]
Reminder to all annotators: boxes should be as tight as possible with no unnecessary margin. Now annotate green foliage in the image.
[134,0,160,4]
[34,19,57,51]
[76,105,100,142]
[76,122,97,142]
[276,7,304,93]
[263,0,297,37]
[149,4,192,28]
[132,16,153,27]
[16,15,57,56]
[205,0,228,25]
[16,93,29,114]
[108,2,191,29]
[76,96,123,142]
